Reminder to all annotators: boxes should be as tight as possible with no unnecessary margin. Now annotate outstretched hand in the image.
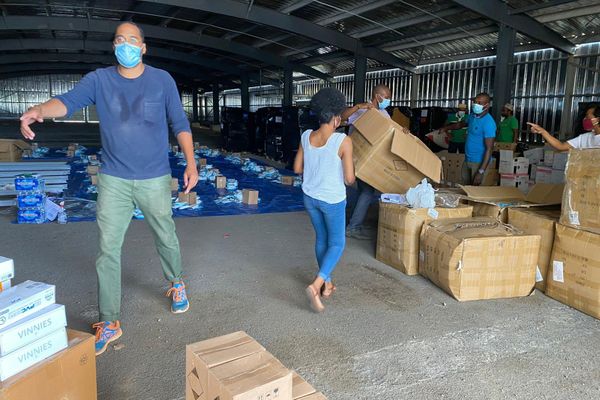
[20,106,43,140]
[526,122,546,136]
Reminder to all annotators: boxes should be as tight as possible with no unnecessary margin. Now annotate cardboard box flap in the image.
[427,217,523,240]
[391,129,442,182]
[525,183,564,205]
[351,108,394,145]
[459,185,525,202]
[187,331,265,368]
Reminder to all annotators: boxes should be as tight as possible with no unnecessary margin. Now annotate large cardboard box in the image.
[352,109,441,193]
[546,224,600,319]
[0,257,14,282]
[459,184,563,223]
[499,155,529,175]
[376,203,473,275]
[186,331,292,400]
[523,147,545,165]
[419,217,541,301]
[0,140,29,162]
[437,151,464,186]
[508,208,560,292]
[391,108,410,130]
[0,281,55,329]
[500,174,529,193]
[0,327,68,381]
[560,149,600,233]
[0,304,67,356]
[0,329,97,399]
[292,372,317,399]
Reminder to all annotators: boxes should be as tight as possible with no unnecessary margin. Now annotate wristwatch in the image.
[478,168,485,175]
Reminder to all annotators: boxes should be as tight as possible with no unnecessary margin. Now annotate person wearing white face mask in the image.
[444,93,497,185]
[442,103,468,153]
[19,22,198,356]
[341,85,392,240]
[528,104,600,150]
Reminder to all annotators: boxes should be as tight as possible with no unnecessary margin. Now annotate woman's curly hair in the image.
[310,87,347,125]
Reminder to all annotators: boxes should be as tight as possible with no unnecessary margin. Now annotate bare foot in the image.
[321,282,337,299]
[305,285,325,313]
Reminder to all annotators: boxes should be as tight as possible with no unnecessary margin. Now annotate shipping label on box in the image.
[352,109,441,194]
[376,203,473,275]
[0,327,68,381]
[186,331,292,400]
[0,258,14,282]
[508,208,560,292]
[546,224,600,319]
[0,304,67,356]
[560,149,600,232]
[17,193,45,209]
[0,281,55,328]
[419,217,541,301]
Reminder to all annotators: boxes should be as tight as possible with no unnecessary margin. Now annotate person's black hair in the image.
[476,92,491,103]
[310,87,347,125]
[586,103,600,118]
[115,21,145,42]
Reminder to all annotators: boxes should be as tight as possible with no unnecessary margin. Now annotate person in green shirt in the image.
[498,103,519,143]
[442,103,468,153]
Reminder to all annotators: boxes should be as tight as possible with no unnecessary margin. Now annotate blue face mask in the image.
[472,103,485,115]
[115,43,142,68]
[378,98,391,110]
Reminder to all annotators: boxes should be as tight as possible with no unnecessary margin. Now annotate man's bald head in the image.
[372,84,391,100]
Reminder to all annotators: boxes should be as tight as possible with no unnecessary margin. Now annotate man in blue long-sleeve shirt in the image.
[19,22,198,355]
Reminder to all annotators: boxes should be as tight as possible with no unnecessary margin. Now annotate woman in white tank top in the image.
[293,88,355,313]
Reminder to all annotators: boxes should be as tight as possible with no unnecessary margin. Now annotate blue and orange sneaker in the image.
[93,320,122,356]
[166,281,189,314]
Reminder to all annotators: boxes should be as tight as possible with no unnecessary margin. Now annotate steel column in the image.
[492,24,516,124]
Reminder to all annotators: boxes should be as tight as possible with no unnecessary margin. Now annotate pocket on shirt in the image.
[144,102,165,123]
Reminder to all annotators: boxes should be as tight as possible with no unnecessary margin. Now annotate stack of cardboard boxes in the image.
[15,174,46,224]
[499,150,529,192]
[186,331,326,400]
[0,258,97,398]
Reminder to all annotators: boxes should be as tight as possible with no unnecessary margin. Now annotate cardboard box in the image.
[178,192,197,206]
[543,150,555,166]
[293,372,317,399]
[481,168,499,186]
[523,147,545,165]
[391,108,410,130]
[186,331,292,400]
[376,203,473,275]
[216,176,227,189]
[500,174,529,193]
[419,217,541,301]
[551,168,565,184]
[171,178,179,192]
[535,165,553,184]
[0,329,97,399]
[508,208,560,292]
[0,140,29,162]
[0,257,14,282]
[14,175,44,192]
[86,165,99,175]
[437,151,464,185]
[494,142,517,152]
[560,149,600,232]
[530,164,537,181]
[459,184,563,223]
[499,156,529,175]
[0,281,55,329]
[281,176,295,186]
[242,189,259,205]
[0,327,68,381]
[17,193,45,209]
[546,224,600,319]
[552,152,568,170]
[351,109,441,194]
[0,304,67,356]
[298,393,327,400]
[17,208,46,224]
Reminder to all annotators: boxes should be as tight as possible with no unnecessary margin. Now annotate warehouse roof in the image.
[0,0,598,89]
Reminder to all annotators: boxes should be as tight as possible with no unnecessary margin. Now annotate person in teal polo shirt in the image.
[443,103,468,153]
[498,103,519,143]
[443,93,496,186]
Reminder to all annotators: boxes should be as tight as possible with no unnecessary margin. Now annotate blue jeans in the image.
[303,194,347,283]
[347,179,377,231]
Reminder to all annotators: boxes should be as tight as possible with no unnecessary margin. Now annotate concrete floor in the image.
[2,212,600,400]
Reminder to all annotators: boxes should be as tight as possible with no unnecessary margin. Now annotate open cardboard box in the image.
[458,183,563,222]
[352,109,441,194]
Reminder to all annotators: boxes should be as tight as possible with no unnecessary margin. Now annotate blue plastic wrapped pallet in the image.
[17,208,46,224]
[17,193,46,209]
[15,174,45,192]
